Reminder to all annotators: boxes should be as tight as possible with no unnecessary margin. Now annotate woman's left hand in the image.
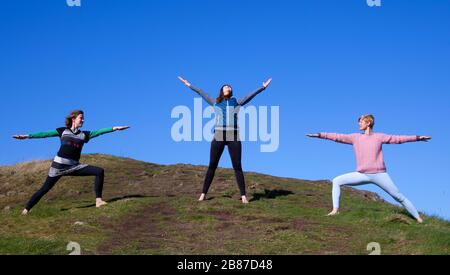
[263,78,272,89]
[419,136,432,142]
[113,126,130,131]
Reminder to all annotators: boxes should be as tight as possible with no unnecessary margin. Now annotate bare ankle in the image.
[198,194,206,201]
[241,196,249,204]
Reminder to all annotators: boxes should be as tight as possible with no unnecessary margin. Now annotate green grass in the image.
[0,196,159,255]
[0,154,449,255]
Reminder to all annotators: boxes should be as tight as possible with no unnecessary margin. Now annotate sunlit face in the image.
[358,117,371,131]
[72,114,85,129]
[222,85,232,97]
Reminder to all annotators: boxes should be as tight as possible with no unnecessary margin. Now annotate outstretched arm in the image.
[89,126,130,139]
[306,133,355,145]
[238,78,272,106]
[13,130,59,140]
[178,76,215,105]
[380,134,431,144]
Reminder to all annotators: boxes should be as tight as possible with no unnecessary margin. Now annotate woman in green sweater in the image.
[13,110,130,215]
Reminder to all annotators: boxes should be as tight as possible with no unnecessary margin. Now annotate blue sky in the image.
[1,0,449,219]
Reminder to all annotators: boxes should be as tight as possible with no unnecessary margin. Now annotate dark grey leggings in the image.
[25,165,104,211]
[203,138,246,196]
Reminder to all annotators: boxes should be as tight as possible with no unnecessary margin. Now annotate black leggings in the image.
[25,165,104,211]
[203,139,246,196]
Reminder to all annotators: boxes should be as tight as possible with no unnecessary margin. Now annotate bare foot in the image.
[241,196,249,204]
[417,217,423,223]
[198,193,206,201]
[21,209,29,216]
[327,209,340,216]
[96,198,108,208]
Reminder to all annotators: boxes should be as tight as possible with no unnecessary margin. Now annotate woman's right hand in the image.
[178,76,191,87]
[306,134,320,138]
[13,135,29,140]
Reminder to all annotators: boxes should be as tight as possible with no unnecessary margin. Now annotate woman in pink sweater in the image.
[307,114,431,223]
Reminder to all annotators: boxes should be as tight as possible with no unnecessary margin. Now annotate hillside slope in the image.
[0,154,449,255]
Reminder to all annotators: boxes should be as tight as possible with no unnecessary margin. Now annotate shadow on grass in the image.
[250,189,294,202]
[60,194,155,211]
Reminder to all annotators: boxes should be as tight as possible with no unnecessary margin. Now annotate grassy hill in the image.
[0,154,449,255]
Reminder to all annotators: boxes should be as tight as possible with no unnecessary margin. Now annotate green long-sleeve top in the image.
[28,127,115,162]
[29,127,114,139]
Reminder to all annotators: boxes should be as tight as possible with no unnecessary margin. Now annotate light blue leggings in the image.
[332,172,420,219]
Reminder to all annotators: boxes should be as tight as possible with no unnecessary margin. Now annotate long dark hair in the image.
[216,84,233,104]
[65,110,84,128]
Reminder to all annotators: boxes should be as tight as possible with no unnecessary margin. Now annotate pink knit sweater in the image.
[319,132,419,173]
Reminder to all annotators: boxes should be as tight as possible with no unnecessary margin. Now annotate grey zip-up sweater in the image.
[190,85,266,131]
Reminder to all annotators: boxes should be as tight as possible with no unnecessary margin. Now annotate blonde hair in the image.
[359,114,375,129]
